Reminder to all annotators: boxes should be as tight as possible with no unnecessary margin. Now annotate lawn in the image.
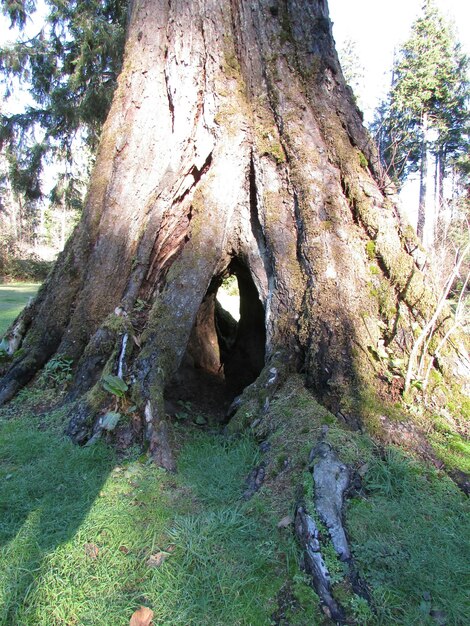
[0,401,301,626]
[0,283,40,337]
[0,329,469,623]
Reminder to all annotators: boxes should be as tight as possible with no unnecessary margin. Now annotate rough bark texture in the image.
[0,0,464,451]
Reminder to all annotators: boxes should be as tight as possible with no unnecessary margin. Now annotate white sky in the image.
[1,0,468,121]
[328,0,470,123]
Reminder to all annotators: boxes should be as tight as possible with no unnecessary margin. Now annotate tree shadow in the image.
[0,411,115,622]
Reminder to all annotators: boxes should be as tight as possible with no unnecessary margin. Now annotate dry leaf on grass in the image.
[277,515,293,529]
[146,551,169,568]
[130,605,154,626]
[84,543,99,559]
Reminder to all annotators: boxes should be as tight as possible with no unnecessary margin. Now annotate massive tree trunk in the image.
[0,0,459,459]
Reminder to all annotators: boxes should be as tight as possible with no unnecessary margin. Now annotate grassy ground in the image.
[0,283,40,336]
[1,379,469,625]
[0,395,305,626]
[0,291,469,624]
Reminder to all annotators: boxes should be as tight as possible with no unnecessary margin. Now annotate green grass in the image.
[239,376,470,625]
[347,449,470,625]
[0,402,298,625]
[0,283,40,336]
[0,416,115,624]
[1,374,469,625]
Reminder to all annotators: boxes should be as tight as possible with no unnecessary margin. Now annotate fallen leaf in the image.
[146,551,170,568]
[130,606,154,626]
[277,515,293,529]
[358,463,369,477]
[119,545,130,554]
[101,411,121,431]
[84,543,99,559]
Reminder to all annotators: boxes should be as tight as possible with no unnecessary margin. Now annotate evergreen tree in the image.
[0,0,128,205]
[338,38,364,107]
[372,0,469,243]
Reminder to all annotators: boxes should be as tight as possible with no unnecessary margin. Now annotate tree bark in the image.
[0,0,455,452]
[417,110,428,242]
[434,146,446,245]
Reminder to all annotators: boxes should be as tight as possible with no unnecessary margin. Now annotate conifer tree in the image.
[373,0,469,243]
[0,0,127,204]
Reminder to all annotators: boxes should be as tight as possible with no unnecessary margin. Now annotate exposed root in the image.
[294,505,346,623]
[145,401,176,472]
[309,442,350,561]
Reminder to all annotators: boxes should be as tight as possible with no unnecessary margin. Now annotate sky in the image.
[328,0,470,123]
[327,0,470,240]
[1,0,469,120]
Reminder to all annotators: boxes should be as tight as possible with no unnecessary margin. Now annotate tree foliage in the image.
[0,0,128,203]
[372,0,469,188]
[338,38,364,107]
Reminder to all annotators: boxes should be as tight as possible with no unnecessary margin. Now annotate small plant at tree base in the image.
[193,413,207,426]
[349,594,373,624]
[133,298,147,312]
[175,400,192,420]
[100,411,121,432]
[101,374,128,398]
[43,355,74,386]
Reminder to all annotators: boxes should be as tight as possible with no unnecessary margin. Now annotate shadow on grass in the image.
[0,415,115,624]
[0,411,288,626]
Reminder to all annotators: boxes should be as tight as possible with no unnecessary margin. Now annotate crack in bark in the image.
[248,153,269,267]
[142,150,213,294]
[163,49,175,133]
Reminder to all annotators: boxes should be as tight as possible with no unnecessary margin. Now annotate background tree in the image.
[0,0,127,206]
[0,0,467,466]
[0,0,127,261]
[372,0,469,245]
[337,38,364,108]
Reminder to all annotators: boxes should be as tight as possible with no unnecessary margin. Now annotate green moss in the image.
[278,4,294,46]
[357,150,368,169]
[256,127,286,164]
[431,432,470,474]
[365,240,376,260]
[288,577,324,624]
[320,220,334,231]
[222,33,241,78]
[102,312,131,334]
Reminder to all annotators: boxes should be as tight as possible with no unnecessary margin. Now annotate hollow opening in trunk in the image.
[164,258,266,422]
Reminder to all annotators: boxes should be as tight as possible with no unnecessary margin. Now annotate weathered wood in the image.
[309,442,350,561]
[294,505,345,623]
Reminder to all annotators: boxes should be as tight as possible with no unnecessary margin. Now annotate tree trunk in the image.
[434,146,446,245]
[417,110,428,242]
[0,0,453,457]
